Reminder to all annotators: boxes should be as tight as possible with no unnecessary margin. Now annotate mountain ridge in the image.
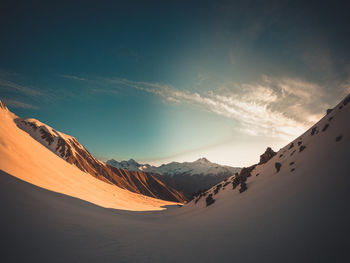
[187,93,350,208]
[107,157,241,198]
[1,103,186,203]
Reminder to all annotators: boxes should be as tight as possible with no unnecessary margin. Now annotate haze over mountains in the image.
[1,94,349,262]
[107,158,240,198]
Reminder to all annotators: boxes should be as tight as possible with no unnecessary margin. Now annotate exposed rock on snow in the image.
[186,94,350,213]
[299,145,306,152]
[322,123,330,132]
[0,94,349,263]
[336,135,343,142]
[275,162,282,172]
[259,147,277,164]
[205,193,215,206]
[1,102,186,203]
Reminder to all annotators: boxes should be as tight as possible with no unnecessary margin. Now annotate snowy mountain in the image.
[0,102,186,203]
[108,157,239,176]
[107,158,144,172]
[107,158,241,198]
[1,94,349,263]
[186,94,350,209]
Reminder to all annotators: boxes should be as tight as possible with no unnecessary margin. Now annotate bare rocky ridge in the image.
[10,112,186,203]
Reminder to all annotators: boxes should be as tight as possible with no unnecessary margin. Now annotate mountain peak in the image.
[195,157,210,163]
[128,158,138,164]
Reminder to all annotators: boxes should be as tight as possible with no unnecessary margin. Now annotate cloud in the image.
[108,76,333,140]
[2,99,38,109]
[0,79,44,96]
[60,75,86,81]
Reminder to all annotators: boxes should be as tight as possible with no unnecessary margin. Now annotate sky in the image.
[1,0,349,167]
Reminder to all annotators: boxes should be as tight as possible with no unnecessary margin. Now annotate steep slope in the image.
[0,101,178,211]
[107,157,241,198]
[12,111,185,203]
[1,95,349,263]
[186,94,350,209]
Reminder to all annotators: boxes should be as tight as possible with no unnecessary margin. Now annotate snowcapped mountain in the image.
[0,102,186,204]
[186,94,350,209]
[144,157,239,176]
[107,157,241,198]
[1,95,349,263]
[107,158,144,172]
[108,157,239,176]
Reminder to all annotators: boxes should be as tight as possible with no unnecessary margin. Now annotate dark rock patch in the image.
[259,147,276,164]
[256,173,259,176]
[275,162,282,173]
[339,105,343,110]
[343,95,350,106]
[288,143,294,149]
[326,109,333,115]
[290,150,296,156]
[206,194,215,207]
[213,184,222,195]
[336,135,343,142]
[289,162,295,166]
[232,165,256,192]
[322,124,329,132]
[299,145,306,152]
[297,141,302,146]
[311,127,317,136]
[329,117,333,121]
[39,128,54,146]
[279,154,283,158]
[291,168,295,172]
[239,182,247,193]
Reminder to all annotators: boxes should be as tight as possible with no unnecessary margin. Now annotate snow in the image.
[0,105,178,211]
[108,157,240,176]
[0,95,349,262]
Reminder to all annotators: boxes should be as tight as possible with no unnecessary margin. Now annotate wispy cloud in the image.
[2,99,38,109]
[60,75,86,81]
[107,76,333,140]
[0,79,44,96]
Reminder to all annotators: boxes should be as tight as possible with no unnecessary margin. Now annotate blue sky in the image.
[1,0,349,166]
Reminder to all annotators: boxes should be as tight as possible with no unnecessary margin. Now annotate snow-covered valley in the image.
[0,94,349,262]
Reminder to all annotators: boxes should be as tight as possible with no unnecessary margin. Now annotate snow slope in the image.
[12,109,186,203]
[0,95,349,262]
[0,101,179,211]
[186,94,350,210]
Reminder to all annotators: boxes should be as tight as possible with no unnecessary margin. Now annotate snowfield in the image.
[0,102,179,211]
[0,95,350,262]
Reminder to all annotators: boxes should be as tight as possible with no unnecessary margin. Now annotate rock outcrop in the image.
[259,147,277,165]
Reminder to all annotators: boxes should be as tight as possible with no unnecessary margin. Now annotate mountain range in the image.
[0,101,186,204]
[107,158,241,198]
[0,94,349,262]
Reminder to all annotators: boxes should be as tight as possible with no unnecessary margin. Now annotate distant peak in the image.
[195,157,210,163]
[0,100,8,111]
[128,158,137,164]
